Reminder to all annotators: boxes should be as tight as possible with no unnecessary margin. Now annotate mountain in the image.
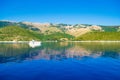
[0,21,104,35]
[0,20,120,41]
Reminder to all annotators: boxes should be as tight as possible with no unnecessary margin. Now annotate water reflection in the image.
[0,42,120,63]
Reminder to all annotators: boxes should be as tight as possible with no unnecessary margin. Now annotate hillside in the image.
[41,32,74,41]
[0,26,40,41]
[21,22,62,34]
[0,21,104,37]
[75,32,120,41]
[100,26,119,32]
[0,21,120,41]
[0,26,74,41]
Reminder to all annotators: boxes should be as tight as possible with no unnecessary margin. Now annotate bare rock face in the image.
[22,22,51,27]
[63,25,73,30]
[22,22,61,34]
[66,28,91,37]
[89,25,102,31]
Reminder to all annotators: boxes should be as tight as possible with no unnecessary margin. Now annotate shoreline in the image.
[0,41,29,43]
[67,41,120,42]
[0,41,120,43]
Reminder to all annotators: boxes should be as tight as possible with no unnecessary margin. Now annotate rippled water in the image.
[0,42,120,80]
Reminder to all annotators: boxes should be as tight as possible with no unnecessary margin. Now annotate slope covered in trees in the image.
[0,26,41,41]
[0,26,74,41]
[75,32,120,41]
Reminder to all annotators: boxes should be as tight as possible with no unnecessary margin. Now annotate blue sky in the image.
[1,0,120,25]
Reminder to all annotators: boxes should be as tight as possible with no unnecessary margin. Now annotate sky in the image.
[0,0,120,25]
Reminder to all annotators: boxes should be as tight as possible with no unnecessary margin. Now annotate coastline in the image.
[0,41,29,43]
[67,41,120,42]
[0,40,120,43]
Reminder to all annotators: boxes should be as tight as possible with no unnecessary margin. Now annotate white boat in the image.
[29,40,41,48]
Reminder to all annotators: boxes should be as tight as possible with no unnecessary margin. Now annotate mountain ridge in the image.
[0,20,120,41]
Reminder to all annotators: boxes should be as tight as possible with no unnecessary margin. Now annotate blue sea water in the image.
[0,42,120,80]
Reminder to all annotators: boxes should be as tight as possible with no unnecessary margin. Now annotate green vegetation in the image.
[0,26,74,41]
[0,26,41,41]
[0,26,120,41]
[101,26,118,32]
[40,32,74,41]
[0,21,120,41]
[75,32,120,41]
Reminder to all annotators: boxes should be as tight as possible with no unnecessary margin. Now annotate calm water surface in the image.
[0,42,120,80]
